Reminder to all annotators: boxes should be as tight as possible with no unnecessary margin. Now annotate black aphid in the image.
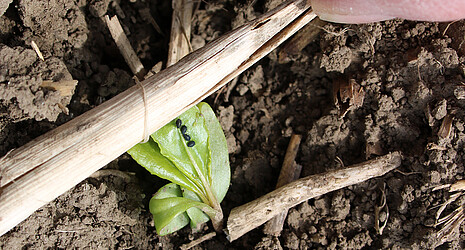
[183,134,191,141]
[176,119,182,128]
[180,125,187,134]
[187,141,195,147]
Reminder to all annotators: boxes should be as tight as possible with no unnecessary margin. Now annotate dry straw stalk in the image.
[226,152,402,241]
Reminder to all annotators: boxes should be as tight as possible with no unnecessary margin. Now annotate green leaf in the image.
[181,187,210,229]
[150,196,217,236]
[152,106,211,190]
[127,139,204,196]
[151,183,189,235]
[198,103,230,202]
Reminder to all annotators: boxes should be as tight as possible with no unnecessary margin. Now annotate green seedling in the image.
[127,102,230,235]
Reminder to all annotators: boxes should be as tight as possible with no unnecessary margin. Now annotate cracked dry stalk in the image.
[226,152,402,241]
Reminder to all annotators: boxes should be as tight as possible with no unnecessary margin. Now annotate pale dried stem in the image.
[180,231,216,250]
[89,169,134,182]
[263,134,302,236]
[0,0,314,236]
[105,15,146,79]
[167,0,193,67]
[31,40,44,61]
[226,152,402,241]
[278,18,326,63]
[138,8,164,36]
[40,80,78,97]
[433,179,465,244]
[435,192,461,222]
[437,206,465,244]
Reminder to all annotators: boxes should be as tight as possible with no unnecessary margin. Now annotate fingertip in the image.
[311,0,465,23]
[316,13,394,24]
[311,0,391,23]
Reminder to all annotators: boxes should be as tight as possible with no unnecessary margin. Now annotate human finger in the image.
[311,0,465,23]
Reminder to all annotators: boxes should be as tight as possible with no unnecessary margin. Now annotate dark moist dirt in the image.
[1,0,465,249]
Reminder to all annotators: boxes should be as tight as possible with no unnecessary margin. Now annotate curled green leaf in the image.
[151,183,189,235]
[181,187,210,229]
[150,196,217,236]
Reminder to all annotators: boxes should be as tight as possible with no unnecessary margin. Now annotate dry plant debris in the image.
[166,0,193,67]
[179,232,216,250]
[433,179,465,244]
[30,41,44,61]
[333,78,365,118]
[263,134,302,236]
[138,8,164,36]
[278,17,326,64]
[438,111,455,139]
[374,183,389,235]
[427,143,448,151]
[104,15,146,79]
[226,152,402,241]
[40,80,78,97]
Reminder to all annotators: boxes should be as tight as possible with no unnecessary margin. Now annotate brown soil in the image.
[1,0,465,249]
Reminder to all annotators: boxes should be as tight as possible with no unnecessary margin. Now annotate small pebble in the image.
[187,141,195,147]
[183,134,191,141]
